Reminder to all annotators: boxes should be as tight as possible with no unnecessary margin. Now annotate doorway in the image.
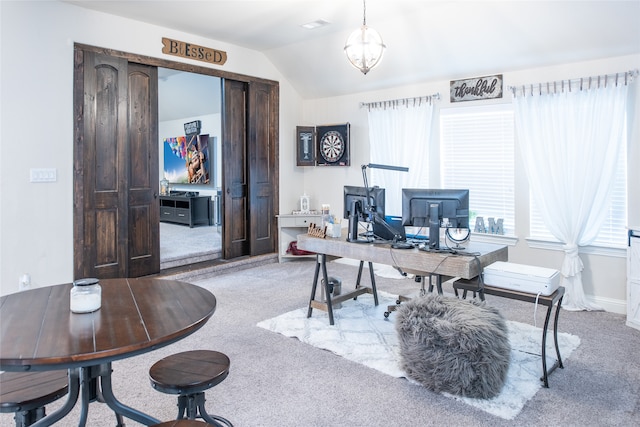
[157,68,222,269]
[73,43,279,280]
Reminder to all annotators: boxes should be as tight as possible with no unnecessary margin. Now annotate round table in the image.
[0,277,217,426]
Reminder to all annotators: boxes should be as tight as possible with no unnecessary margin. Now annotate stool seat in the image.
[149,350,232,427]
[150,350,230,394]
[152,421,217,427]
[0,370,68,426]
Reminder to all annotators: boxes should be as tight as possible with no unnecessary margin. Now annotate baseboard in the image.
[159,253,278,281]
[588,295,626,315]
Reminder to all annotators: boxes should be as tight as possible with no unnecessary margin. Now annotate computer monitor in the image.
[401,188,470,249]
[343,185,407,244]
[343,185,385,222]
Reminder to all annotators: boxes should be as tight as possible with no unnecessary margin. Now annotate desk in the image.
[297,231,508,325]
[452,279,565,387]
[0,278,217,426]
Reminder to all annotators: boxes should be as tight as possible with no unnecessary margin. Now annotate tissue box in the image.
[483,261,560,296]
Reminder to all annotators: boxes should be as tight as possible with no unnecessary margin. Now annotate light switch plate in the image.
[30,168,57,182]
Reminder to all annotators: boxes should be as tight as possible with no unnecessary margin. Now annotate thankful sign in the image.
[450,74,503,102]
[162,37,227,66]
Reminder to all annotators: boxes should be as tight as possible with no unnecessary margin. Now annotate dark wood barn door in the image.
[247,81,278,256]
[222,79,249,259]
[74,50,159,279]
[222,80,278,259]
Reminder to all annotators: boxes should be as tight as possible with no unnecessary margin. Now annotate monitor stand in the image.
[391,240,413,249]
[428,203,440,250]
[347,215,373,243]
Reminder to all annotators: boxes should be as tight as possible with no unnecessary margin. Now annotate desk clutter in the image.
[306,223,327,238]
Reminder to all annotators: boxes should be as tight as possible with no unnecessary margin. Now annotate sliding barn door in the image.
[222,79,278,259]
[248,81,278,255]
[222,79,249,259]
[127,63,160,277]
[73,49,159,279]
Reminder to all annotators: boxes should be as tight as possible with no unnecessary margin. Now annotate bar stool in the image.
[149,350,233,427]
[152,421,217,427]
[0,370,68,427]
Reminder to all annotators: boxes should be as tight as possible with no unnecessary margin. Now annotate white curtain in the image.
[513,76,631,311]
[366,98,435,217]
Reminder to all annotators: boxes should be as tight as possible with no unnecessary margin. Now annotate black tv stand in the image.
[159,194,211,227]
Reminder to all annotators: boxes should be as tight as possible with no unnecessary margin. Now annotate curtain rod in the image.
[360,93,440,111]
[509,69,639,97]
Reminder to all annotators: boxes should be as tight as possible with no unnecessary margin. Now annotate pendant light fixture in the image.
[344,0,386,75]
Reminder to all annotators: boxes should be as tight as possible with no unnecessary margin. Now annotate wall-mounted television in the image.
[163,134,211,184]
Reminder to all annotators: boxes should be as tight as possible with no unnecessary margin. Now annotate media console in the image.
[159,194,211,228]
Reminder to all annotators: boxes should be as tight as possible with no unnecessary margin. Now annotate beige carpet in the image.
[160,221,221,268]
[3,260,637,427]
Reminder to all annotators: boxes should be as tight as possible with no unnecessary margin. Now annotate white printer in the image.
[483,261,561,296]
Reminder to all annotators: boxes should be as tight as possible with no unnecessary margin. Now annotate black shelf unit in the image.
[159,194,211,228]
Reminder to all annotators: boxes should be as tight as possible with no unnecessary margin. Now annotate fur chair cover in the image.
[395,293,511,399]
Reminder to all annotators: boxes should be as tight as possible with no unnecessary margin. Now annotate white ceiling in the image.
[158,68,221,121]
[66,0,640,99]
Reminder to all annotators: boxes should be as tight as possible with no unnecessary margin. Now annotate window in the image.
[529,126,628,248]
[440,104,515,235]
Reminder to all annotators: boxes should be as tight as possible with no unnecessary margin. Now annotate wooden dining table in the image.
[0,277,217,426]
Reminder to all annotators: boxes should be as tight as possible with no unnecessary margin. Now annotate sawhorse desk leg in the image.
[307,254,378,325]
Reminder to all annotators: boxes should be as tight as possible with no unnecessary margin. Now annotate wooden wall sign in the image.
[450,74,503,102]
[162,37,227,66]
[184,120,201,136]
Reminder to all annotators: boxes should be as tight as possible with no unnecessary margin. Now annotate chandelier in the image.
[344,0,386,75]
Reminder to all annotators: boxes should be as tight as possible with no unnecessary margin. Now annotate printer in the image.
[483,261,561,296]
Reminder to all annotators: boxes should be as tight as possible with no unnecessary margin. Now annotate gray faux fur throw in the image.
[395,293,511,399]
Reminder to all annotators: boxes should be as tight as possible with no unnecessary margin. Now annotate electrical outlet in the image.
[19,274,31,291]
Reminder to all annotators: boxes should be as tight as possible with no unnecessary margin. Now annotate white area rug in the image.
[257,292,581,420]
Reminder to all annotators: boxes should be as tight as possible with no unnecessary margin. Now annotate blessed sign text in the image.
[162,37,227,66]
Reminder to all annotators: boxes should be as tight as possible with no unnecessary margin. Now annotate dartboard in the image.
[319,131,345,163]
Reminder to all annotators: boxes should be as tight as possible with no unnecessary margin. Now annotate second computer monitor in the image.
[401,188,470,248]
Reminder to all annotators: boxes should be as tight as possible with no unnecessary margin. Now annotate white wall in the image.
[298,55,640,313]
[0,1,303,295]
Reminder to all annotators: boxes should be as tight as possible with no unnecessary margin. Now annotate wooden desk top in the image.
[297,231,508,279]
[0,278,216,371]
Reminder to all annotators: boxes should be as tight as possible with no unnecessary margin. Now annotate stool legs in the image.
[13,407,45,427]
[177,392,233,427]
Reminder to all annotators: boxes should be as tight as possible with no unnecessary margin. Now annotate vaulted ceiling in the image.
[66,0,640,99]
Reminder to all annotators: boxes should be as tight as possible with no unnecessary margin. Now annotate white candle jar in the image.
[70,278,102,313]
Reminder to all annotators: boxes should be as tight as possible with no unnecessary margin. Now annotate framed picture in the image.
[316,123,350,166]
[163,134,211,184]
[296,126,316,166]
